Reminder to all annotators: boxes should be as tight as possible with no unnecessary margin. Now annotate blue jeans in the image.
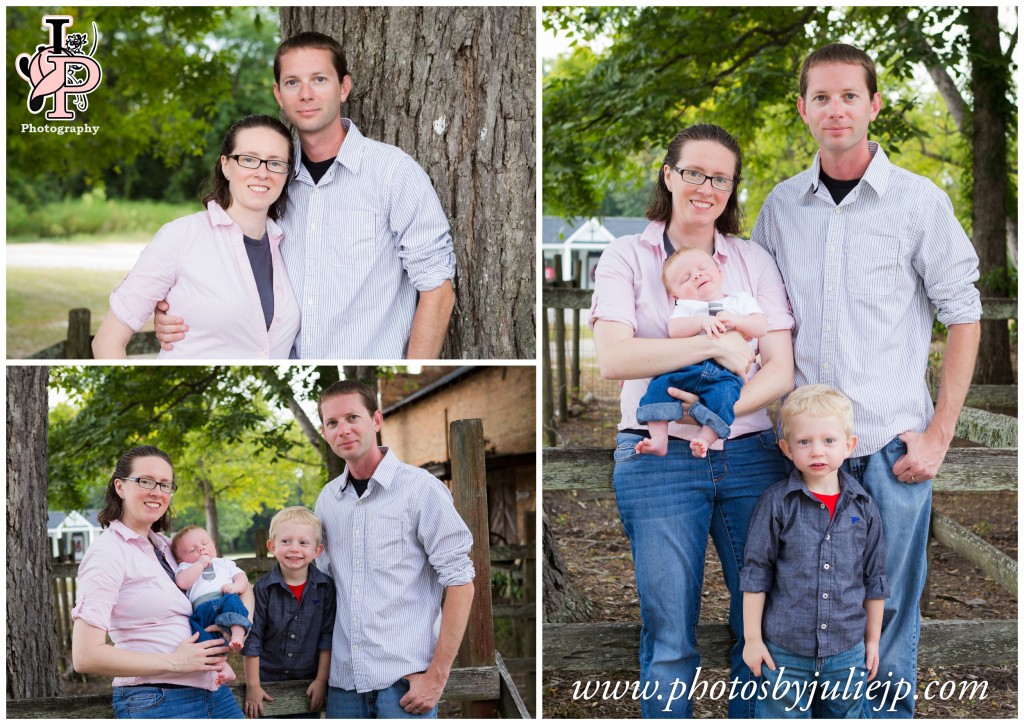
[756,641,868,718]
[613,430,787,718]
[112,684,244,718]
[843,436,929,719]
[326,680,437,719]
[637,361,744,440]
[190,593,251,643]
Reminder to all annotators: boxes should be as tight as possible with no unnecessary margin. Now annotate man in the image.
[158,31,455,359]
[314,380,475,718]
[752,44,981,718]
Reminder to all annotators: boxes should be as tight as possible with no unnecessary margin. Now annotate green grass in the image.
[7,195,197,242]
[6,266,144,358]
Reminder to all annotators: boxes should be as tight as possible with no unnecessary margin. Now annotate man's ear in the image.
[340,74,353,104]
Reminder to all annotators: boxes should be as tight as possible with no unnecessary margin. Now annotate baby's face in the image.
[665,250,723,302]
[176,528,217,563]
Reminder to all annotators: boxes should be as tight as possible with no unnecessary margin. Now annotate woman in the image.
[92,115,301,359]
[589,124,794,718]
[71,446,245,718]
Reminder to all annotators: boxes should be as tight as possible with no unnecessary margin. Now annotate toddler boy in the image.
[172,525,252,653]
[242,506,336,718]
[740,385,888,718]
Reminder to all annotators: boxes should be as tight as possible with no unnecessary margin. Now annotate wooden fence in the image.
[543,282,1018,672]
[20,419,532,718]
[28,308,160,359]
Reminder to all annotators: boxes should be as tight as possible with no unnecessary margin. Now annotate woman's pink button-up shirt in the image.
[108,201,300,359]
[70,520,219,690]
[590,221,794,446]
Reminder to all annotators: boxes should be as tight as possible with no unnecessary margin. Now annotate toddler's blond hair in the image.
[779,384,855,439]
[269,506,324,546]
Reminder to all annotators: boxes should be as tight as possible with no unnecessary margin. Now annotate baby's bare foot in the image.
[635,436,669,456]
[690,438,709,458]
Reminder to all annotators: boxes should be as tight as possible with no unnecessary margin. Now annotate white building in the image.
[542,216,648,289]
[48,509,102,561]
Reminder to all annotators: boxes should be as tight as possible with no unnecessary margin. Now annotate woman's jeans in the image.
[613,430,787,718]
[843,436,930,719]
[112,684,244,718]
[756,640,868,719]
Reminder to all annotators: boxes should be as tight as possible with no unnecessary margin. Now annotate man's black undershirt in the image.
[819,169,861,205]
[302,153,336,185]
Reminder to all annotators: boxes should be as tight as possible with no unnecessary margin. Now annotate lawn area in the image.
[6,266,147,358]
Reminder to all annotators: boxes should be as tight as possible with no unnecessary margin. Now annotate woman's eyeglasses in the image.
[122,476,178,494]
[227,154,291,175]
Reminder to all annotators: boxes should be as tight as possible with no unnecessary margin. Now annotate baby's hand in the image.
[715,311,737,329]
[702,316,727,337]
[197,555,213,568]
[221,581,245,595]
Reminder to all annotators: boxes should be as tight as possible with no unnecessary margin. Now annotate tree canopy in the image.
[542,6,1017,229]
[7,6,280,206]
[46,365,394,549]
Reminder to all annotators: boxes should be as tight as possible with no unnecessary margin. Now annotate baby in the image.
[636,247,767,457]
[172,525,252,656]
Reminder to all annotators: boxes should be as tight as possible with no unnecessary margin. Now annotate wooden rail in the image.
[7,654,530,718]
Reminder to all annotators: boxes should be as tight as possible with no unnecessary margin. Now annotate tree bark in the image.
[542,507,593,623]
[279,7,536,360]
[967,7,1014,384]
[6,366,64,698]
[199,474,221,550]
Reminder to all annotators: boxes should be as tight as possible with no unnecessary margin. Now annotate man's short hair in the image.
[779,384,855,439]
[268,506,324,546]
[274,31,348,84]
[318,380,379,421]
[799,43,877,98]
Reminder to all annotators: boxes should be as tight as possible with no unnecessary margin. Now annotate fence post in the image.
[448,419,499,717]
[66,308,93,359]
[523,510,536,714]
[553,256,568,421]
[571,259,582,402]
[542,303,556,446]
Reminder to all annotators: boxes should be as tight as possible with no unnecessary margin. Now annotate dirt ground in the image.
[543,394,1018,719]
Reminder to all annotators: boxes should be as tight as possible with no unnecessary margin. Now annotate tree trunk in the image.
[199,476,221,549]
[279,7,536,359]
[542,507,593,623]
[6,366,64,698]
[967,7,1014,384]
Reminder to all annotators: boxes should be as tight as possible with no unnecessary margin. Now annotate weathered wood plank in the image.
[5,667,502,718]
[955,407,1018,448]
[931,510,1018,595]
[933,384,1018,411]
[543,447,1018,492]
[543,286,592,311]
[543,620,1017,671]
[979,297,1017,321]
[496,650,533,718]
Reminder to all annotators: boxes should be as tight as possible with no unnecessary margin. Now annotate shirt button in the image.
[821,623,828,629]
[825,534,830,540]
[822,362,830,370]
[820,503,826,509]
[288,652,293,658]
[823,563,830,570]
[290,634,296,639]
[823,593,829,599]
[835,208,842,215]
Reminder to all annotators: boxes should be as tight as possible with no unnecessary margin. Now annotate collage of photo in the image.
[5,4,1018,721]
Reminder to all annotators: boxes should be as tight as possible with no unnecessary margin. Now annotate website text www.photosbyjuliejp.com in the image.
[571,668,989,714]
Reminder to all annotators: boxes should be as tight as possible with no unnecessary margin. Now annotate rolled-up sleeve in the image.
[108,223,182,331]
[419,482,475,587]
[71,542,124,632]
[392,156,455,292]
[912,185,981,326]
[739,490,778,593]
[862,498,890,600]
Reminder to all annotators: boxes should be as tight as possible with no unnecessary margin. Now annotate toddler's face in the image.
[268,522,323,572]
[779,413,857,481]
[176,528,217,563]
[665,249,723,302]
